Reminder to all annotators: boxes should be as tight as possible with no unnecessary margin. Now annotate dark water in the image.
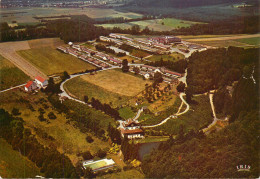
[138,142,162,161]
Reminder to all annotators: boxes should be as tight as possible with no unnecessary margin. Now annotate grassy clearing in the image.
[0,138,41,178]
[147,53,184,62]
[154,95,213,135]
[65,70,151,107]
[118,107,136,119]
[191,40,252,48]
[0,90,111,165]
[98,18,204,32]
[17,47,95,75]
[131,49,151,58]
[234,37,260,46]
[0,55,30,90]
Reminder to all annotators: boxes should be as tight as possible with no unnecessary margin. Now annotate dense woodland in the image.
[141,47,259,178]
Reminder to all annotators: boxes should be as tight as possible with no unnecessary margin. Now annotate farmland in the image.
[0,55,30,90]
[0,138,40,178]
[0,89,113,165]
[97,18,204,31]
[0,7,142,26]
[17,47,95,75]
[64,69,151,107]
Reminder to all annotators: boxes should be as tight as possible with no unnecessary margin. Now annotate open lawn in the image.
[97,18,204,32]
[0,138,41,178]
[0,55,30,90]
[147,53,184,62]
[0,90,112,165]
[17,47,95,75]
[118,107,136,119]
[65,70,151,107]
[191,40,253,48]
[234,37,260,46]
[154,95,213,135]
[131,49,151,58]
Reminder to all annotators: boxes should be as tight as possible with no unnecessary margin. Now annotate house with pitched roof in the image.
[24,81,37,92]
[35,76,48,88]
[120,119,144,139]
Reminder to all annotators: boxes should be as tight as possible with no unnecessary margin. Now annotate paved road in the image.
[0,83,26,93]
[132,108,144,121]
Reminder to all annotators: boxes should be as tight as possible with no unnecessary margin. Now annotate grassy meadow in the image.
[97,17,204,31]
[234,37,260,46]
[17,47,95,75]
[0,138,41,178]
[0,55,30,90]
[64,70,151,107]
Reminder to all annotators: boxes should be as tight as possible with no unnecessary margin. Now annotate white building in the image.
[35,76,48,88]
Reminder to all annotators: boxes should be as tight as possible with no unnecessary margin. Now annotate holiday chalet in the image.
[120,119,144,139]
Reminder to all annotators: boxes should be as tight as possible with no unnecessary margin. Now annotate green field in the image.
[154,95,213,135]
[191,40,254,48]
[147,53,184,62]
[17,47,95,75]
[65,70,151,107]
[97,18,204,32]
[118,107,136,119]
[235,37,260,46]
[131,49,151,58]
[0,55,30,90]
[0,138,40,178]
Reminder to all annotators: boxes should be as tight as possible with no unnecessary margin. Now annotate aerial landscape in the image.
[0,0,259,178]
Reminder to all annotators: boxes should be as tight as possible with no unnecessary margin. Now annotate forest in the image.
[141,47,259,178]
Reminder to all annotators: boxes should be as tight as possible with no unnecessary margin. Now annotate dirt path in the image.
[187,34,260,42]
[0,41,47,79]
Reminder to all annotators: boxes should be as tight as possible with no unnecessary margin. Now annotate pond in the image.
[138,142,162,161]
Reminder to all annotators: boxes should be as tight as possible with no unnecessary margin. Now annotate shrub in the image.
[82,151,93,160]
[86,135,94,143]
[48,112,57,120]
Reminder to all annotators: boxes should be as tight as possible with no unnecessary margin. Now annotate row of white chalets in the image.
[57,44,123,68]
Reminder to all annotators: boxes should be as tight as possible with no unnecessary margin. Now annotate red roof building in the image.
[24,81,37,92]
